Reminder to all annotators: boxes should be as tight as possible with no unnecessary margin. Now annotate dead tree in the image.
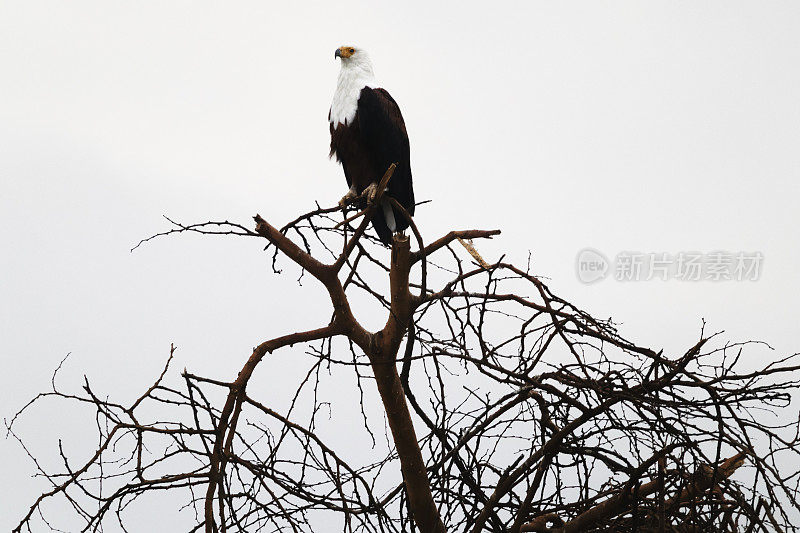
[9,166,800,532]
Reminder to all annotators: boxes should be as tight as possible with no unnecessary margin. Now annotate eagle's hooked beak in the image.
[334,49,342,59]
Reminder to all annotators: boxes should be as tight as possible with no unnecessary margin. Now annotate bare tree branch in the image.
[11,191,800,533]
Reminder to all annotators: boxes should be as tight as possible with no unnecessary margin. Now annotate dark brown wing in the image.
[357,88,415,218]
[330,112,379,193]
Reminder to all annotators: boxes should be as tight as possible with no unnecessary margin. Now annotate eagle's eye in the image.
[349,48,355,54]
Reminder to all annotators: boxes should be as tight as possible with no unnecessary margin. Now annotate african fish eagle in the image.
[329,45,415,245]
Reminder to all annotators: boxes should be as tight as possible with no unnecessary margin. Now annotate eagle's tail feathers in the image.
[370,208,393,246]
[381,199,397,233]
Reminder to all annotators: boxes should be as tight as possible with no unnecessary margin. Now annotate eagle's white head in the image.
[334,45,373,69]
[330,45,376,126]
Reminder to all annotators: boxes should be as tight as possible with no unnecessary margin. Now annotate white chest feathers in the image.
[330,57,377,127]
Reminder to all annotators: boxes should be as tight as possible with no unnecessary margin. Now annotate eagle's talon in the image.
[338,189,357,208]
[363,183,379,205]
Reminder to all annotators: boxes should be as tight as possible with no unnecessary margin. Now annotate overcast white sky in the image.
[2,1,800,530]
